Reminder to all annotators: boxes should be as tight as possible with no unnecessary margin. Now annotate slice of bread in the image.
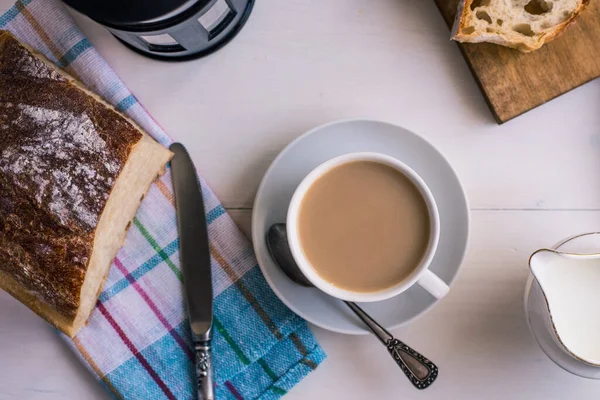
[0,31,173,337]
[451,0,589,52]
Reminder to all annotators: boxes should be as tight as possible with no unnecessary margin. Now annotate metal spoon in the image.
[266,223,438,390]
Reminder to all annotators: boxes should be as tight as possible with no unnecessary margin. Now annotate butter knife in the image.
[170,143,214,400]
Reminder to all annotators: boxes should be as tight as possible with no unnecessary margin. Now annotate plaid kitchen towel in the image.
[1,1,325,399]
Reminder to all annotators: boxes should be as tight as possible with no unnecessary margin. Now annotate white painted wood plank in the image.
[3,210,600,399]
[0,291,108,400]
[289,209,600,399]
[67,1,600,210]
[227,209,252,240]
[1,0,600,398]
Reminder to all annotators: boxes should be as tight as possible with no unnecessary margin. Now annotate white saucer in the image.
[252,119,470,334]
[525,232,600,378]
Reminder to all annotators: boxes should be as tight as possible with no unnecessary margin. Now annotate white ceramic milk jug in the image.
[529,247,600,366]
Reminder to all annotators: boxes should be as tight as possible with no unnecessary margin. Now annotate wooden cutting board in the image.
[435,0,600,123]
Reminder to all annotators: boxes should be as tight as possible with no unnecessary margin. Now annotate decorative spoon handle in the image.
[344,301,438,390]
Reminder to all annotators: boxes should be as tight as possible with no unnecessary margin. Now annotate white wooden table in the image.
[2,1,600,399]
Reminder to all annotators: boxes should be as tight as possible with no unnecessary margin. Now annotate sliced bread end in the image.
[451,0,589,52]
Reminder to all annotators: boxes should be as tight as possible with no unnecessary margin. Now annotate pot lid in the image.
[64,0,211,30]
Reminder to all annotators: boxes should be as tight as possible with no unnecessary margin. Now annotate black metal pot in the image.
[64,0,254,61]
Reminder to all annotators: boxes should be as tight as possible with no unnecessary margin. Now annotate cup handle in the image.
[417,270,449,299]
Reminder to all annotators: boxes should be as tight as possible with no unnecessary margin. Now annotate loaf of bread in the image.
[0,31,173,337]
[451,0,589,52]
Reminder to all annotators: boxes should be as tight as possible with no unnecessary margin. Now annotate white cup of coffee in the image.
[286,152,449,302]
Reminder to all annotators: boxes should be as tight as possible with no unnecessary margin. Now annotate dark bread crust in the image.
[0,31,142,318]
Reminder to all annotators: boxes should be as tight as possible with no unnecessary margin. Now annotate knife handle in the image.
[195,340,215,400]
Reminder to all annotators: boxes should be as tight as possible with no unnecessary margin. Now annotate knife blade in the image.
[170,143,214,400]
